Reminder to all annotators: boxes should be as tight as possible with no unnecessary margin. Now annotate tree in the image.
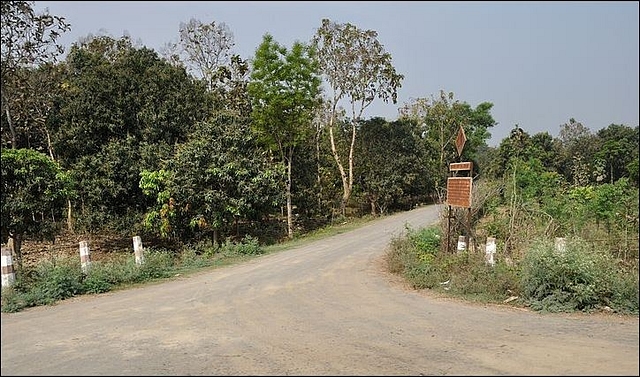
[399,90,495,196]
[1,148,71,271]
[311,18,404,215]
[162,18,235,92]
[142,114,284,245]
[49,36,210,232]
[355,117,431,215]
[248,34,323,238]
[1,0,70,151]
[557,118,598,186]
[595,124,639,184]
[529,131,561,172]
[162,18,251,117]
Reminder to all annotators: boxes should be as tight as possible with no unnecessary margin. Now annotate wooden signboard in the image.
[446,177,472,208]
[449,162,473,172]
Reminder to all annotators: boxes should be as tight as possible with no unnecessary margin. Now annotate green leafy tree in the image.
[49,36,209,232]
[1,148,71,271]
[142,114,284,244]
[399,90,496,196]
[248,34,322,238]
[595,124,639,184]
[588,178,638,234]
[355,117,431,215]
[529,131,562,173]
[311,18,404,215]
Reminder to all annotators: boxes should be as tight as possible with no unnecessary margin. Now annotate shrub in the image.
[407,226,441,263]
[520,237,621,312]
[214,235,264,257]
[31,257,85,303]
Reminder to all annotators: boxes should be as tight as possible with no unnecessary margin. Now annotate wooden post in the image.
[79,241,91,274]
[447,205,452,253]
[133,236,145,265]
[1,244,16,288]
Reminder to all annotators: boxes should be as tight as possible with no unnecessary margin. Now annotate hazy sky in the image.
[34,1,639,146]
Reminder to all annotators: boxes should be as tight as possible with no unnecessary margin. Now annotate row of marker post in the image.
[2,236,146,288]
[456,235,566,267]
[2,235,569,288]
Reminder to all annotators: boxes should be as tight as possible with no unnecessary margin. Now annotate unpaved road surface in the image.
[2,205,638,375]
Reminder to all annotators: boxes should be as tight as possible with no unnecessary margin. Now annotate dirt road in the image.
[2,205,638,375]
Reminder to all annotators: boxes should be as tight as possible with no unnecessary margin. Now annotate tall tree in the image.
[557,118,598,186]
[311,18,404,215]
[1,0,70,150]
[399,90,495,196]
[162,18,250,117]
[529,131,561,172]
[248,34,322,239]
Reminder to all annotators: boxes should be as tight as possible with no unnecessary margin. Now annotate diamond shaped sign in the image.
[455,125,467,157]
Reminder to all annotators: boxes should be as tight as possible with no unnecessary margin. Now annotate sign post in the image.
[446,161,473,253]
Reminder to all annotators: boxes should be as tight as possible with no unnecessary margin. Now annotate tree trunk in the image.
[316,123,322,211]
[213,228,219,247]
[8,234,23,273]
[328,124,349,217]
[370,197,376,216]
[286,153,294,239]
[3,91,17,149]
[67,199,74,232]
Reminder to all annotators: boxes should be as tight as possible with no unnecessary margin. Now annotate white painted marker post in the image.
[457,236,467,253]
[485,237,496,267]
[133,236,145,265]
[1,245,16,288]
[79,241,91,274]
[555,237,566,253]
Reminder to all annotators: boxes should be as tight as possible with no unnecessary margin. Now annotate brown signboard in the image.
[449,162,473,172]
[447,177,473,208]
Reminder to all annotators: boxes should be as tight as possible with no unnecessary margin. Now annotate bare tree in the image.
[1,0,70,150]
[312,18,403,215]
[166,18,235,91]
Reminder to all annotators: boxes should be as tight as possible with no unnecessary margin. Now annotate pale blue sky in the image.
[34,1,639,146]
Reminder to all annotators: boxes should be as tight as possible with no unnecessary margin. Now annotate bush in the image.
[213,235,264,257]
[387,225,520,301]
[407,226,441,263]
[519,237,624,313]
[31,257,85,303]
[610,261,639,314]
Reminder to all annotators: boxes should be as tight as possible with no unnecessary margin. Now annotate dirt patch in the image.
[15,232,144,268]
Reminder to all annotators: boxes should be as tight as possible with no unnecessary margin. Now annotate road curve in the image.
[1,205,638,375]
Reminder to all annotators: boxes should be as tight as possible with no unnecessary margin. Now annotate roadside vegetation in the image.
[1,218,375,313]
[386,177,639,315]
